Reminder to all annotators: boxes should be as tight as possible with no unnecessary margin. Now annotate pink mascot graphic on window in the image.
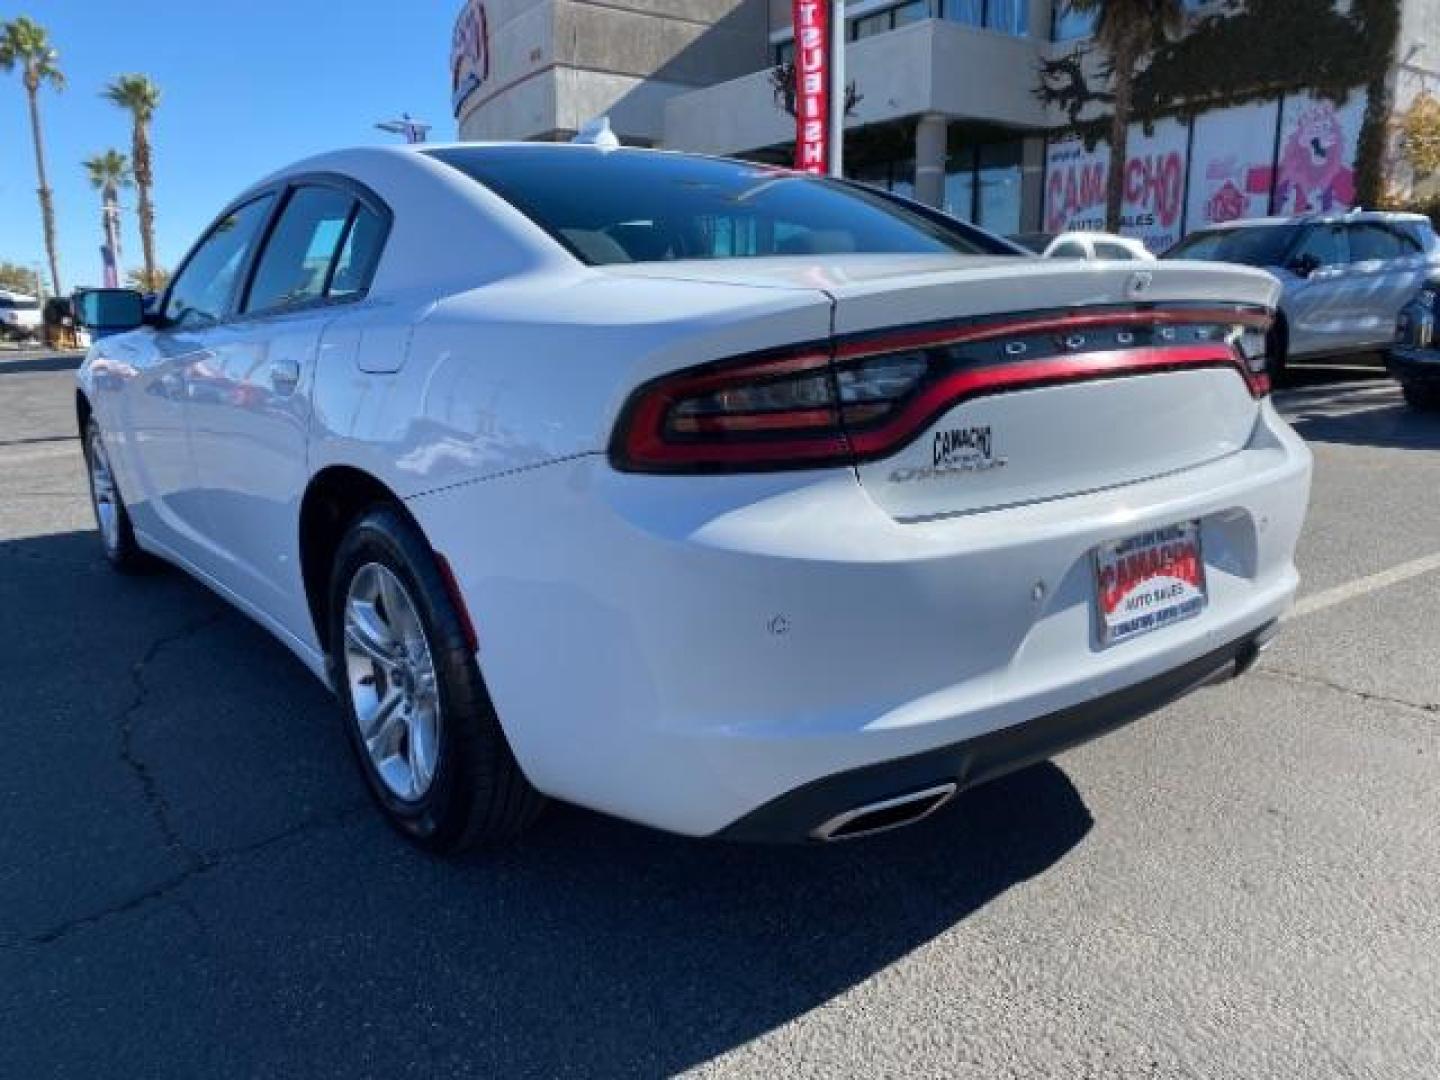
[1274,102,1356,214]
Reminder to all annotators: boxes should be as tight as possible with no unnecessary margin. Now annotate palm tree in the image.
[84,149,132,286]
[0,17,65,296]
[104,74,161,290]
[1064,0,1184,232]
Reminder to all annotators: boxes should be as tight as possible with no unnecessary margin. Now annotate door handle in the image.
[269,357,301,394]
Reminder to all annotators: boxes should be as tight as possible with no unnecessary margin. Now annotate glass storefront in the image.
[944,141,1023,234]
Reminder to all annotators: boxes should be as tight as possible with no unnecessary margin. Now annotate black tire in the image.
[83,418,150,573]
[1401,379,1440,411]
[1266,317,1291,387]
[329,505,544,853]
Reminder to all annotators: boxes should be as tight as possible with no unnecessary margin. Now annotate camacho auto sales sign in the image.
[791,0,829,173]
[451,0,490,117]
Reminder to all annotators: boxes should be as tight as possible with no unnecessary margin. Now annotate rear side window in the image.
[425,146,1014,264]
[1395,220,1434,252]
[246,186,356,313]
[165,195,276,328]
[1347,223,1403,263]
[1094,242,1138,260]
[329,206,387,299]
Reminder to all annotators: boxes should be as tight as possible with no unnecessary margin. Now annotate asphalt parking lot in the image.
[1,351,1436,1078]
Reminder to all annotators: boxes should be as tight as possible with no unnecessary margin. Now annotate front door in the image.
[1283,223,1352,358]
[107,194,276,566]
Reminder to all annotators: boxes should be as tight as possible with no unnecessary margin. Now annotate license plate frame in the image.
[1094,521,1207,647]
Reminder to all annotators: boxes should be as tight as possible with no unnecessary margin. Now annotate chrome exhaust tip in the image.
[812,782,958,842]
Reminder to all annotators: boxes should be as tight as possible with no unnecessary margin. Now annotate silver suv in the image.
[1163,210,1440,378]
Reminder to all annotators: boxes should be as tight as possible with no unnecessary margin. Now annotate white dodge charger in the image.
[74,144,1312,850]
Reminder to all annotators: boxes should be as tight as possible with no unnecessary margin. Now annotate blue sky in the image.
[1,1,456,292]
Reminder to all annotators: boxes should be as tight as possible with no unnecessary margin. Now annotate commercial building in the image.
[451,0,1440,248]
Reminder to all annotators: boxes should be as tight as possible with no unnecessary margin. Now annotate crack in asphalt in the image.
[1256,663,1440,719]
[117,612,230,875]
[3,611,375,949]
[19,803,370,948]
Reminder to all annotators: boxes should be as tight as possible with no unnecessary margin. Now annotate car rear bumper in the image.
[719,620,1277,842]
[409,400,1311,839]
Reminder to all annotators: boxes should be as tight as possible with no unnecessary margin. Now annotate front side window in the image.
[164,195,276,329]
[1291,225,1348,268]
[427,146,1015,264]
[1050,240,1088,258]
[245,186,356,313]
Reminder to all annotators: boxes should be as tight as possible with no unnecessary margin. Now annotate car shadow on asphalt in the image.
[2,527,1094,1075]
[1278,365,1440,451]
[0,352,85,375]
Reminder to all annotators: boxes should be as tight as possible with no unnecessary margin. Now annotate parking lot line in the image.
[1291,551,1440,620]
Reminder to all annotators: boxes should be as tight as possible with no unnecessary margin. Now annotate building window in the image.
[943,140,1022,233]
[851,10,893,39]
[940,0,983,27]
[944,162,976,221]
[942,0,1028,34]
[774,40,795,66]
[1051,0,1092,41]
[977,141,1022,234]
[851,159,916,198]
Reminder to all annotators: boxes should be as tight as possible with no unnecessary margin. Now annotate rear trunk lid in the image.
[603,255,1279,518]
[820,257,1278,520]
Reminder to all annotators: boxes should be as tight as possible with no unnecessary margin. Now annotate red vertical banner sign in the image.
[792,0,829,173]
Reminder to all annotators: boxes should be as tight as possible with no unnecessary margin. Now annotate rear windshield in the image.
[425,146,1013,265]
[1163,224,1296,267]
[1008,233,1054,254]
[0,296,40,311]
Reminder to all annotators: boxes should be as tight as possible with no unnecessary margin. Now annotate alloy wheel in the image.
[87,428,121,554]
[342,562,443,801]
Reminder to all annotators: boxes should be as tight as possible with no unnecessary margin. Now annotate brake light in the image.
[611,307,1271,474]
[611,349,932,472]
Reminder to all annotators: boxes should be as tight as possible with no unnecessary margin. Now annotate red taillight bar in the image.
[834,306,1273,361]
[843,343,1263,460]
[611,306,1273,474]
[615,349,851,471]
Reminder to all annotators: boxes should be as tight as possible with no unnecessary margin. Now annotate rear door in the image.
[1342,222,1411,351]
[187,180,388,638]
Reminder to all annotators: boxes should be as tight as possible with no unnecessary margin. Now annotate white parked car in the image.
[1010,231,1156,262]
[75,145,1312,851]
[0,288,42,340]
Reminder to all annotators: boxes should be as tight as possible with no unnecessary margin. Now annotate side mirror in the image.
[74,288,146,333]
[1287,253,1321,278]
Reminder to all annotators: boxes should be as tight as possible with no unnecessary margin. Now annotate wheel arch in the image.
[298,465,419,653]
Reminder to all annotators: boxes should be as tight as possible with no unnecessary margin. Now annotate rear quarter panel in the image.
[306,272,833,498]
